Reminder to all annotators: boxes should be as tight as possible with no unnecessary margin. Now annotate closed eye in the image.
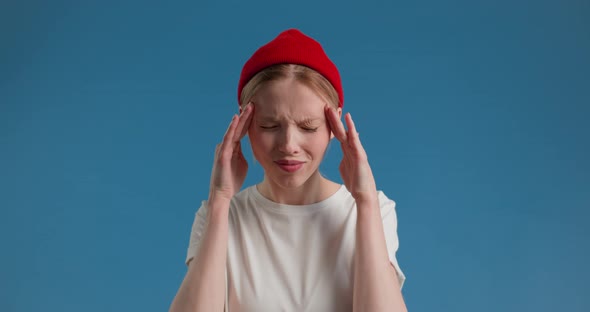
[259,125,318,132]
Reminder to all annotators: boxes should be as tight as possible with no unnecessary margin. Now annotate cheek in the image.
[316,127,332,141]
[248,129,273,152]
[307,132,331,151]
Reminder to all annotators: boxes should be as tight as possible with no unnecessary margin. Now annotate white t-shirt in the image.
[186,184,406,311]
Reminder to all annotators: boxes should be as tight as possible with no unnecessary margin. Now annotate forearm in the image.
[353,198,407,312]
[169,200,230,312]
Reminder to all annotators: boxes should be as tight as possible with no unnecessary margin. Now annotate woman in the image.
[170,29,407,312]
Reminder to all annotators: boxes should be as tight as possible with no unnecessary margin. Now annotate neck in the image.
[257,173,340,205]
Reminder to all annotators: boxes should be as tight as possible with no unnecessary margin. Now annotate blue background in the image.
[1,0,589,311]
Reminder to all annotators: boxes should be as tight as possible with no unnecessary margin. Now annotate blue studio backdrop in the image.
[1,1,589,311]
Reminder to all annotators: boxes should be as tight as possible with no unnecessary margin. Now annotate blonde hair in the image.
[239,64,340,109]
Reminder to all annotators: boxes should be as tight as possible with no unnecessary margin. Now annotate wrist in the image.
[354,192,379,214]
[206,196,231,220]
[352,190,378,205]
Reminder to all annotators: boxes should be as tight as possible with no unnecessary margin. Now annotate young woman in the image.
[169,29,407,312]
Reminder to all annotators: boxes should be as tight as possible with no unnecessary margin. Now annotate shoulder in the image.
[337,187,397,216]
[230,185,255,206]
[194,186,255,217]
[377,190,396,208]
[377,190,397,217]
[226,185,259,217]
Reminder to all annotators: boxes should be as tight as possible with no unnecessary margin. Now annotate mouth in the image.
[274,160,305,173]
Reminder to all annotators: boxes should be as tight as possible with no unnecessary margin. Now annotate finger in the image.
[222,114,237,138]
[325,106,348,143]
[324,105,334,134]
[221,115,239,154]
[345,113,368,158]
[234,102,254,141]
[214,143,222,159]
[233,103,250,140]
[345,113,359,145]
[340,140,354,166]
[233,140,242,155]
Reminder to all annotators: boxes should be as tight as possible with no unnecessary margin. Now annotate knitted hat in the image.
[238,29,344,108]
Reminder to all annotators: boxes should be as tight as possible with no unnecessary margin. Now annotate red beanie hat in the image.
[238,29,344,108]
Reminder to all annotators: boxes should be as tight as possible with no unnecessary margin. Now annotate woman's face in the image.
[248,78,336,190]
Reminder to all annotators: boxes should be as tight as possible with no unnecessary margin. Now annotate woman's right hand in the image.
[208,103,254,205]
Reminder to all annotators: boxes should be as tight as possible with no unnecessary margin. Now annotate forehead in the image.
[253,79,327,120]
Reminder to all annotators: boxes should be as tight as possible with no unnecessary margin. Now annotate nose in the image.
[277,126,300,155]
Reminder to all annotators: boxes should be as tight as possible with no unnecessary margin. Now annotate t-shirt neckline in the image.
[249,184,347,215]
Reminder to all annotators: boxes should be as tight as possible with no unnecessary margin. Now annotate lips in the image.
[274,160,305,172]
[275,160,305,165]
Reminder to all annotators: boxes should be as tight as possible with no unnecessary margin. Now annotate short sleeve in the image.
[185,200,209,266]
[378,191,406,289]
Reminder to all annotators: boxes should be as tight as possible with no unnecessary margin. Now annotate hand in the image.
[208,103,254,204]
[325,106,378,203]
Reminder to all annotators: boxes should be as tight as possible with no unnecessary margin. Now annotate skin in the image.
[169,77,407,312]
[247,77,341,205]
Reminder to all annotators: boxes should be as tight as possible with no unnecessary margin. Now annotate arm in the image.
[169,103,254,312]
[325,107,407,311]
[353,198,407,312]
[169,201,229,312]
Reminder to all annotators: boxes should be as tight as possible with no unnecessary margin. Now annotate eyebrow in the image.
[257,117,323,124]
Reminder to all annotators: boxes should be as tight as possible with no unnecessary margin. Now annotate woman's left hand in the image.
[325,106,378,203]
